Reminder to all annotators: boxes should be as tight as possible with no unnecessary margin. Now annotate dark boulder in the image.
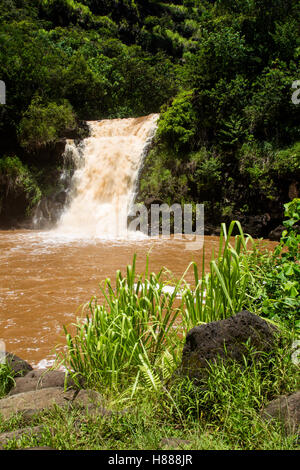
[268,225,285,241]
[143,197,164,208]
[5,353,33,378]
[180,310,279,380]
[32,195,64,229]
[31,140,66,165]
[235,214,271,238]
[54,190,67,205]
[63,120,90,141]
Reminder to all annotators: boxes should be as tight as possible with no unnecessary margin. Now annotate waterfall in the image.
[54,113,159,239]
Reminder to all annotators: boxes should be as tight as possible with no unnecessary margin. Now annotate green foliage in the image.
[190,150,222,194]
[244,199,300,330]
[274,142,300,175]
[40,0,92,27]
[18,97,76,149]
[138,144,191,204]
[0,363,15,398]
[157,90,197,152]
[182,221,253,327]
[2,217,300,449]
[63,255,182,392]
[0,156,42,211]
[1,382,297,449]
[238,141,292,200]
[0,0,299,227]
[182,26,251,87]
[239,139,300,207]
[244,64,299,142]
[63,215,299,397]
[170,337,299,448]
[135,1,299,220]
[63,221,253,394]
[279,198,300,260]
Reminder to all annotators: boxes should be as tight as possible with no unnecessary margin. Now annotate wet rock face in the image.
[32,191,69,229]
[180,310,279,380]
[234,213,272,238]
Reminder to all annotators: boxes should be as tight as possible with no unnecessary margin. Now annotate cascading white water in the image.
[55,114,159,239]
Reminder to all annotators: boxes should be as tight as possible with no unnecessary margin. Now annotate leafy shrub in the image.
[244,65,298,143]
[0,155,41,211]
[279,198,300,260]
[274,142,300,176]
[244,199,300,330]
[18,97,76,149]
[238,141,300,200]
[40,0,92,27]
[157,90,197,153]
[190,149,222,195]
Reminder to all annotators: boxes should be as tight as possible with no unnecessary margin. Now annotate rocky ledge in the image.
[0,357,118,450]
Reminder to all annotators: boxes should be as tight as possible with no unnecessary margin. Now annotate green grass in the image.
[0,363,15,398]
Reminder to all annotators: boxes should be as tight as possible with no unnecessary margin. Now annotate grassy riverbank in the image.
[0,333,298,450]
[0,202,299,450]
[0,345,298,450]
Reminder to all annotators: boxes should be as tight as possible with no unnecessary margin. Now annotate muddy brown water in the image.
[0,230,277,367]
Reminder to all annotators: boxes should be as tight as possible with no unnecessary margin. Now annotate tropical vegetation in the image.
[0,0,299,226]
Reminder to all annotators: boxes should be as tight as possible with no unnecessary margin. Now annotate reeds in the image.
[63,255,182,391]
[182,220,254,327]
[63,221,254,392]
